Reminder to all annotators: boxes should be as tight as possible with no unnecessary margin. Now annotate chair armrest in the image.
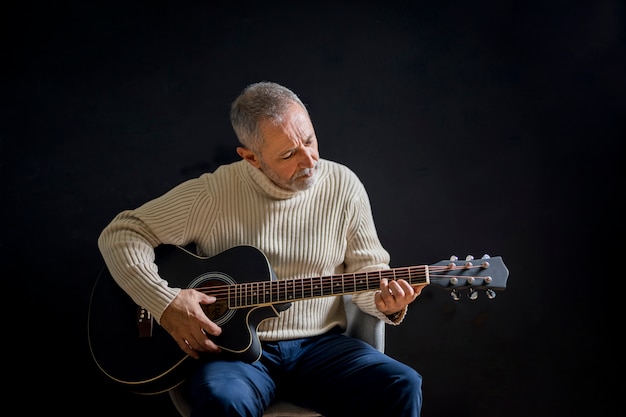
[343,295,385,353]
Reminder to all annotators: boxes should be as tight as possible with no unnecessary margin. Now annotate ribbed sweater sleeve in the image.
[97,159,395,338]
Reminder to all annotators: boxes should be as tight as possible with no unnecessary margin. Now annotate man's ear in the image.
[236,146,262,169]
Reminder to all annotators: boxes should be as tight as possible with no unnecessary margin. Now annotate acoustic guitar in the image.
[88,244,508,394]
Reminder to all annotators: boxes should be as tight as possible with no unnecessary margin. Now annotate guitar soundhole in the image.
[192,275,236,326]
[202,295,229,321]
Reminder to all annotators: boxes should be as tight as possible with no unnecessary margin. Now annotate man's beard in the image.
[259,161,318,192]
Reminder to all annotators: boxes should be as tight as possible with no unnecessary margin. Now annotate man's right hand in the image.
[159,288,223,359]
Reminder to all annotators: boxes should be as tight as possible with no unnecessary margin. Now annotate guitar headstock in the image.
[428,254,508,300]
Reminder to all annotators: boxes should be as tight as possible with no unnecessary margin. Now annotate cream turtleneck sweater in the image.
[98,158,404,341]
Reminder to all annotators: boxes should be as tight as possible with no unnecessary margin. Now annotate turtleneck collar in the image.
[241,159,325,200]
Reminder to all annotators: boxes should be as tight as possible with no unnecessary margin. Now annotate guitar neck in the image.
[229,266,429,307]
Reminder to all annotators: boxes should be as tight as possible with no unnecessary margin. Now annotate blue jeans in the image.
[187,328,422,417]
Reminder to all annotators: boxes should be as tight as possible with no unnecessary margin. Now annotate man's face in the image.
[239,103,320,192]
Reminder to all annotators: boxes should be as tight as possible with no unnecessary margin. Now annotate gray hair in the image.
[230,81,308,151]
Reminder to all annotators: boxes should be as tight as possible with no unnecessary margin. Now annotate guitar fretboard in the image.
[228,266,429,307]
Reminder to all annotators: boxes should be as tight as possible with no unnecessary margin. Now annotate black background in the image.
[3,1,624,415]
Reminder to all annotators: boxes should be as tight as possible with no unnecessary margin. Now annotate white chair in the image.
[169,295,385,417]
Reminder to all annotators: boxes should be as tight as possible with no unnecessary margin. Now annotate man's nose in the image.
[299,148,318,168]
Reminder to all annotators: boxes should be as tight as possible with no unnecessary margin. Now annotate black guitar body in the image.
[87,245,290,394]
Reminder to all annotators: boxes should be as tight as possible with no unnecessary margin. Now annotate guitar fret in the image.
[344,273,354,293]
[355,272,368,291]
[332,276,341,295]
[289,280,295,300]
[233,284,239,307]
[259,282,265,304]
[300,277,307,299]
[266,281,272,304]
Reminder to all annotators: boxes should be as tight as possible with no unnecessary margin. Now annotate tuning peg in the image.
[449,255,458,261]
[486,289,496,299]
[468,288,478,300]
[450,289,461,301]
[481,254,491,259]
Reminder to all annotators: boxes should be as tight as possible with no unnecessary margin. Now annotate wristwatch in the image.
[386,311,402,321]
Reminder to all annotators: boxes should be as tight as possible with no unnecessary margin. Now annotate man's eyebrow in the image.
[279,134,314,154]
